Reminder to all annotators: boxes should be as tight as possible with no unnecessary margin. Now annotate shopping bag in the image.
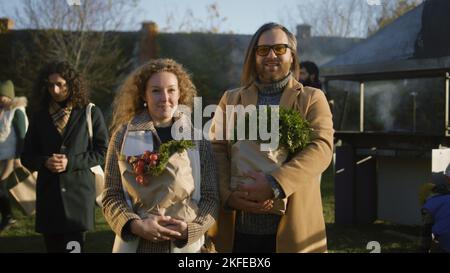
[91,165,104,207]
[230,140,288,215]
[6,167,36,216]
[86,103,105,207]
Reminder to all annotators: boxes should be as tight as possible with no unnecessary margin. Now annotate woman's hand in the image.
[164,218,188,240]
[13,159,23,169]
[130,215,182,242]
[45,154,68,173]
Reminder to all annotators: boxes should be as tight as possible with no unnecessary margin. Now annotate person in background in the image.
[21,62,108,252]
[0,80,28,232]
[418,165,450,253]
[299,61,322,90]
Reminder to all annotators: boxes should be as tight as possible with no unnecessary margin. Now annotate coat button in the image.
[61,188,67,193]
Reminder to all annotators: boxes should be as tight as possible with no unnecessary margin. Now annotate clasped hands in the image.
[130,214,188,243]
[45,153,68,173]
[227,171,275,214]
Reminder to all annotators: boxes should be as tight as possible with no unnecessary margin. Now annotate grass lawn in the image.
[0,165,421,253]
[0,205,115,253]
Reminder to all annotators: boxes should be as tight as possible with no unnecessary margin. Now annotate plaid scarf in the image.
[49,100,72,135]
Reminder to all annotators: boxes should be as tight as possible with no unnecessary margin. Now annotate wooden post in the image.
[360,82,364,132]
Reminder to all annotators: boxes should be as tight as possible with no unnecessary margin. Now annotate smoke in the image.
[365,81,400,131]
[365,78,444,134]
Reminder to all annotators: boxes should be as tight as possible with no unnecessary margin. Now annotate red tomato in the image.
[150,153,158,161]
[134,160,145,174]
[135,175,144,185]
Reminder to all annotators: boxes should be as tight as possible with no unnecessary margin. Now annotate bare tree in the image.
[283,0,422,38]
[368,0,423,35]
[282,0,379,38]
[12,0,140,111]
[161,1,230,33]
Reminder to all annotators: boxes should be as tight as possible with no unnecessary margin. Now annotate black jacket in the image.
[21,105,108,233]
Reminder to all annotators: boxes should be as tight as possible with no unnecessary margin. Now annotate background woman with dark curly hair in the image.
[21,61,109,253]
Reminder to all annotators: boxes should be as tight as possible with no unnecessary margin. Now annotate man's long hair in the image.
[240,22,300,87]
[31,61,89,112]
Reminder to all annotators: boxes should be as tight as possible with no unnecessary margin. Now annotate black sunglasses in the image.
[255,44,291,56]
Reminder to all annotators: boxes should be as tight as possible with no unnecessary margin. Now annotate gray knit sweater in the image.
[235,73,291,235]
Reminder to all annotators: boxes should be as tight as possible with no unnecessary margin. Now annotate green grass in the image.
[0,165,421,253]
[0,206,115,253]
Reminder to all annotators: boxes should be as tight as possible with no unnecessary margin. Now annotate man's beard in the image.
[256,61,291,83]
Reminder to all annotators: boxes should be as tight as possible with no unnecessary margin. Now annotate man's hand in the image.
[227,191,273,214]
[238,171,274,202]
[45,154,68,173]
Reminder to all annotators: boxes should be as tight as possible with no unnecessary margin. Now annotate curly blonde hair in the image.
[110,58,197,134]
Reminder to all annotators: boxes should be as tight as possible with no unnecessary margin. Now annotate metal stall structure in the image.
[321,0,450,226]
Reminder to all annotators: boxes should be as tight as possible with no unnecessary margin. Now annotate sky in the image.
[132,0,302,34]
[0,0,384,35]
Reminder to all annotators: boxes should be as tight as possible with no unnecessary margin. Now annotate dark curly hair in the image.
[30,61,89,112]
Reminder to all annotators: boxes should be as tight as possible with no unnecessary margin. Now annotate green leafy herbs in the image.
[153,140,195,175]
[232,107,312,154]
[278,107,312,154]
[120,140,194,185]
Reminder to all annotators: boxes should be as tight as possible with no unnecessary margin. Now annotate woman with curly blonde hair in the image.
[102,58,218,253]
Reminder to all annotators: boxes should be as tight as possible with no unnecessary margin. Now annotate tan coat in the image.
[209,77,334,253]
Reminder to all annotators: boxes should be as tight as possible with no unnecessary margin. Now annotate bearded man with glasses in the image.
[209,22,334,253]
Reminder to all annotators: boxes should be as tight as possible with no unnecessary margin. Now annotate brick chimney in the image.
[139,21,159,64]
[0,18,14,33]
[296,24,311,40]
[142,21,158,34]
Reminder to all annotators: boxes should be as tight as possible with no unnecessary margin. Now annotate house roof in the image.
[322,0,450,80]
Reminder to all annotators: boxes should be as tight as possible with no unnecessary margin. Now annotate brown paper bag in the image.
[231,140,288,215]
[90,165,105,207]
[6,167,36,216]
[118,149,198,222]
